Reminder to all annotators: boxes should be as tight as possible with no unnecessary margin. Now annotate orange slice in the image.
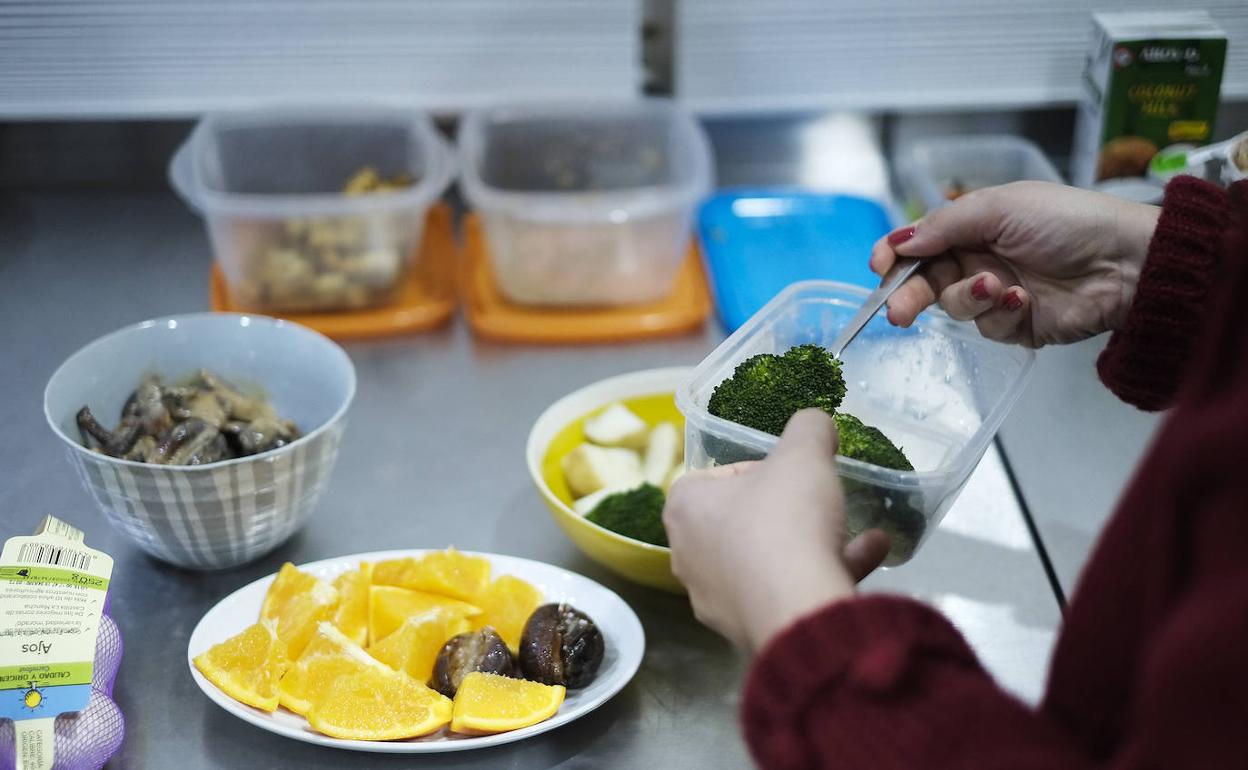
[471,575,544,650]
[371,557,418,589]
[368,585,480,644]
[260,563,339,659]
[307,666,453,741]
[331,563,373,646]
[193,620,289,712]
[372,548,491,603]
[278,622,390,716]
[368,608,470,683]
[450,672,565,735]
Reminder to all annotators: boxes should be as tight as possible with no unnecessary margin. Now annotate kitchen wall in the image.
[675,0,1248,112]
[6,102,1247,192]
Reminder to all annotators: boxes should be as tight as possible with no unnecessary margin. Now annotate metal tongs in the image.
[829,258,924,358]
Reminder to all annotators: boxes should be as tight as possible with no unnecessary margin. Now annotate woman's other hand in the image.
[662,410,891,652]
[872,181,1160,347]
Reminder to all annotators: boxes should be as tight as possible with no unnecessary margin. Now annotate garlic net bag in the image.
[0,613,124,770]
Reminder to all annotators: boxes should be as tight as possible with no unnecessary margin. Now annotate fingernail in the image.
[886,226,916,247]
[971,276,990,301]
[1001,291,1023,311]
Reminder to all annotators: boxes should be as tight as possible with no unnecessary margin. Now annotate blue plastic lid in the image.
[697,190,895,331]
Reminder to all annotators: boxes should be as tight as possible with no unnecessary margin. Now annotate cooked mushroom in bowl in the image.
[77,369,300,466]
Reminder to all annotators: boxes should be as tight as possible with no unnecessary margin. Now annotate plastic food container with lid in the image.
[170,106,456,314]
[696,190,897,332]
[675,281,1036,565]
[896,135,1064,217]
[457,100,713,307]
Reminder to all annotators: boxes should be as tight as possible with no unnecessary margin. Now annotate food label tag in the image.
[0,516,114,770]
[14,719,55,770]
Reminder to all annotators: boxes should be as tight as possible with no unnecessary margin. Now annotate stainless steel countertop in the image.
[998,338,1162,595]
[0,190,1061,769]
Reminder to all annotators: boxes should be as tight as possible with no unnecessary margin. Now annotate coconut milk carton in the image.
[1072,11,1226,190]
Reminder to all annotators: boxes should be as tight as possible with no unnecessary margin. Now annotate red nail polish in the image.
[971,276,990,301]
[886,226,916,247]
[1002,291,1023,311]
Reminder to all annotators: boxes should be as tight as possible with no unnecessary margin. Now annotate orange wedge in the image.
[278,622,391,716]
[371,556,418,589]
[372,548,491,603]
[368,608,470,683]
[331,563,373,646]
[260,563,339,659]
[450,672,565,735]
[471,575,544,650]
[368,585,480,644]
[307,666,453,741]
[193,620,289,712]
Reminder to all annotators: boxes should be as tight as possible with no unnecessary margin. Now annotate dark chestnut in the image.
[518,603,604,689]
[430,627,514,698]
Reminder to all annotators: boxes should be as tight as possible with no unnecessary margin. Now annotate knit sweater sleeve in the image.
[741,595,1093,770]
[1096,175,1230,411]
[743,581,1248,770]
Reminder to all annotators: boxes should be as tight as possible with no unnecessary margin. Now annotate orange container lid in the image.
[459,214,710,344]
[209,204,456,341]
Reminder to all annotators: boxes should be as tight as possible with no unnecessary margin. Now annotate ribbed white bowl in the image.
[44,314,355,570]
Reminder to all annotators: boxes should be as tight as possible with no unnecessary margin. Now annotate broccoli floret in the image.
[699,344,925,561]
[707,344,847,437]
[585,484,668,547]
[834,413,913,471]
[704,344,914,472]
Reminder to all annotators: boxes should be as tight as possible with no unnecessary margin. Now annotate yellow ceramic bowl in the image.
[527,367,693,594]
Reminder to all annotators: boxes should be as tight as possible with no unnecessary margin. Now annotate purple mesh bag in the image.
[92,616,122,698]
[0,613,124,770]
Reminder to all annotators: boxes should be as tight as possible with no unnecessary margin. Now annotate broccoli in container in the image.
[704,344,925,561]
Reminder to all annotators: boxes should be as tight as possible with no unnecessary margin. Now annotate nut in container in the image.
[171,107,456,313]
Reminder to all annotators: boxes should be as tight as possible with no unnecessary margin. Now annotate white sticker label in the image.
[33,516,84,543]
[15,718,55,770]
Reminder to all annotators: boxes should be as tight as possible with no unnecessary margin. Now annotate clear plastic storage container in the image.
[458,100,713,306]
[676,281,1036,565]
[897,135,1064,217]
[170,107,455,313]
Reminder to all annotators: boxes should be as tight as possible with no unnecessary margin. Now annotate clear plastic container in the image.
[896,135,1064,217]
[170,106,455,313]
[676,281,1036,565]
[457,100,713,307]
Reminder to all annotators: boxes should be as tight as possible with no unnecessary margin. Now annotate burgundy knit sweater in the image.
[742,176,1248,769]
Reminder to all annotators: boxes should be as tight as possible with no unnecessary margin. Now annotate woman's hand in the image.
[872,181,1160,347]
[663,410,891,652]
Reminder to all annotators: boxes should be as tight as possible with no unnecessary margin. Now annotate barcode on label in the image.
[17,543,93,571]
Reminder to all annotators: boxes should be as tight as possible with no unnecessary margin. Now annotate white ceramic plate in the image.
[187,549,645,753]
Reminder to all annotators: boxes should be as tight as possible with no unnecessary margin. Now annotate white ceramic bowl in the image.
[44,314,356,570]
